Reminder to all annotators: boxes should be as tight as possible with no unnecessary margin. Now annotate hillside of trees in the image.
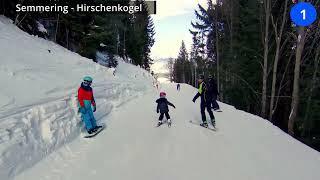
[0,0,155,68]
[170,0,320,150]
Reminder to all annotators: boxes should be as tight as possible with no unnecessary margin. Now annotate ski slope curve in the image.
[15,84,320,180]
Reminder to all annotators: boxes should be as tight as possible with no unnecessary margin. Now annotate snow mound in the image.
[36,21,47,33]
[0,16,155,179]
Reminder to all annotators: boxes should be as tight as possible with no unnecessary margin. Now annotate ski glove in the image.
[157,109,159,113]
[93,106,97,112]
[79,107,86,114]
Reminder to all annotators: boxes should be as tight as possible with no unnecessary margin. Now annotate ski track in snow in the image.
[0,81,152,179]
[13,84,320,180]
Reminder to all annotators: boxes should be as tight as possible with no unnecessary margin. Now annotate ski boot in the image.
[167,119,172,127]
[200,122,208,128]
[157,121,163,127]
[87,129,94,134]
[211,119,216,128]
[92,125,103,133]
[214,108,222,112]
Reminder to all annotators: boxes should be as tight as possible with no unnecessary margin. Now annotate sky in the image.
[150,0,209,59]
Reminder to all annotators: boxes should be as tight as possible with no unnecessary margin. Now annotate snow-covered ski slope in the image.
[0,16,154,179]
[15,83,320,180]
[1,15,320,180]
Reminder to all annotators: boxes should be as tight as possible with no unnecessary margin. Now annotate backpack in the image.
[207,79,218,95]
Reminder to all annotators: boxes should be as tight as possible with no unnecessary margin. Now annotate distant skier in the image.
[78,76,101,134]
[192,75,216,128]
[207,75,221,112]
[156,92,176,127]
[177,83,181,91]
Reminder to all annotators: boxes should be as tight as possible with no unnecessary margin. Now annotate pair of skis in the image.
[189,120,217,131]
[156,121,171,128]
[156,120,217,131]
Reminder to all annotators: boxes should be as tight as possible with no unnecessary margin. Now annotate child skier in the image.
[156,92,176,126]
[78,76,101,134]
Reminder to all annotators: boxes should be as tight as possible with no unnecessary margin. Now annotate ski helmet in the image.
[208,74,213,79]
[160,92,166,97]
[198,74,204,80]
[83,76,93,82]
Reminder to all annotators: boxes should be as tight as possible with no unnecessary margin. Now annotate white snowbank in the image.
[36,21,47,34]
[0,16,155,179]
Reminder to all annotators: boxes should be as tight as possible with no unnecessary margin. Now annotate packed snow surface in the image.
[0,16,153,179]
[14,84,320,180]
[0,16,320,180]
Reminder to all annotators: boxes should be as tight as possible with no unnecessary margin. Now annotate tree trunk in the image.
[194,66,197,87]
[269,40,280,121]
[303,46,319,138]
[288,27,306,136]
[54,14,60,43]
[14,14,20,25]
[14,0,25,25]
[123,29,126,62]
[269,0,289,121]
[230,0,233,57]
[66,27,69,49]
[215,4,220,95]
[191,63,194,86]
[182,63,186,83]
[261,0,270,118]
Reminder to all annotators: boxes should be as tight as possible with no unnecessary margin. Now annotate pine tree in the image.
[127,0,155,68]
[1,0,155,68]
[174,41,189,83]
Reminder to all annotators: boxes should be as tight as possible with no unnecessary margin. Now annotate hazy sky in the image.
[150,0,208,59]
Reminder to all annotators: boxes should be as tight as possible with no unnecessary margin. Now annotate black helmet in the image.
[208,74,213,79]
[198,74,204,79]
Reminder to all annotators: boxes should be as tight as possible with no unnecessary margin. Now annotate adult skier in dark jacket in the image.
[192,75,215,127]
[156,92,176,126]
[207,75,221,111]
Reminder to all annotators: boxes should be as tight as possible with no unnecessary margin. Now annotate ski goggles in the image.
[83,80,92,86]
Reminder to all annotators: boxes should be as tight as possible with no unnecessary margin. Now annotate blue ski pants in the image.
[80,100,97,131]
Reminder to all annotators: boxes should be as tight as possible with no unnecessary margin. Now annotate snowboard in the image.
[189,120,217,131]
[84,125,105,138]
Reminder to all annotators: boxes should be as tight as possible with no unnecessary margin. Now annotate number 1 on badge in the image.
[300,9,306,20]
